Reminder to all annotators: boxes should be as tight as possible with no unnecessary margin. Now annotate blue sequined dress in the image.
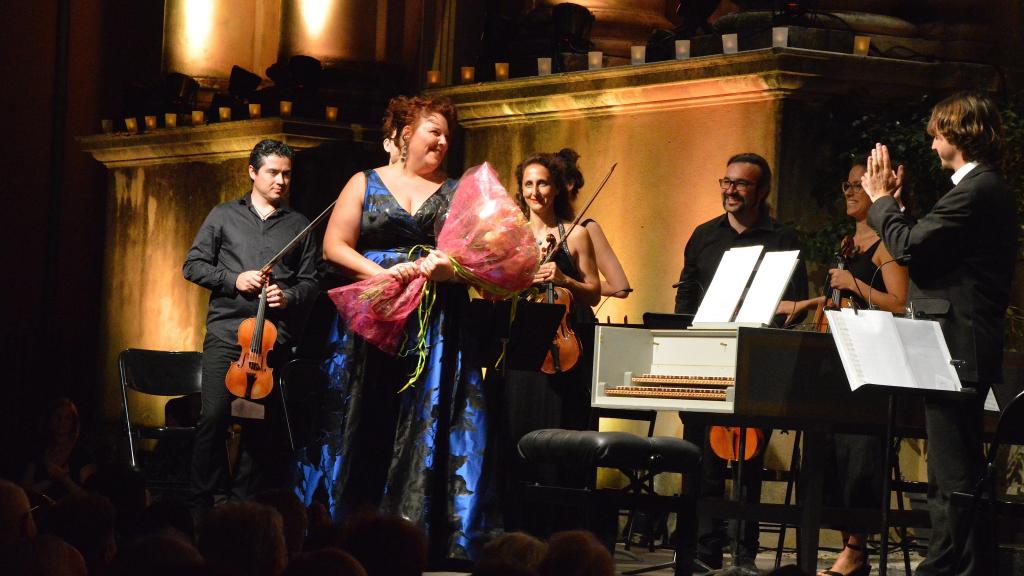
[294,170,497,561]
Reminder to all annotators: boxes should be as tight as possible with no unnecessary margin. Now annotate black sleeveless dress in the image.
[824,238,888,522]
[490,233,596,533]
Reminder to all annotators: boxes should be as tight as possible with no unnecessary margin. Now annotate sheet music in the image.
[894,317,961,393]
[692,245,763,324]
[735,250,800,325]
[826,308,961,393]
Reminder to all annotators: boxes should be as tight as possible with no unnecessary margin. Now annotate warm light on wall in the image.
[182,0,215,62]
[300,0,332,40]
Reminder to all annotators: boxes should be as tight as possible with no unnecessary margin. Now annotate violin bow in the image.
[540,162,618,265]
[259,200,337,274]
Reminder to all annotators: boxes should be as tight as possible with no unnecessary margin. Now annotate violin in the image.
[223,199,338,400]
[536,233,581,374]
[225,277,278,400]
[812,235,857,333]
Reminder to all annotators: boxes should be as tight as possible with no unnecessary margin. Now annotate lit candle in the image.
[460,66,475,83]
[218,107,231,122]
[630,45,646,65]
[248,103,262,119]
[537,57,552,76]
[854,35,871,56]
[494,62,509,81]
[675,39,691,60]
[279,100,293,117]
[426,70,441,87]
[124,117,138,133]
[191,110,205,125]
[100,119,113,133]
[772,26,789,48]
[144,115,157,131]
[164,113,177,128]
[722,33,738,54]
[325,106,338,122]
[588,51,603,70]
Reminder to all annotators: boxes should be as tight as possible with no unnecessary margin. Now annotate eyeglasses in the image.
[841,181,864,193]
[719,178,756,192]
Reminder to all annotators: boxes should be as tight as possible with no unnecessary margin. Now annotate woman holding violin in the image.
[797,158,908,576]
[493,152,601,533]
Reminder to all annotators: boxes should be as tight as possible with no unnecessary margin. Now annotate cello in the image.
[224,200,337,400]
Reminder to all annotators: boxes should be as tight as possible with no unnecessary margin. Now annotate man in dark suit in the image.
[863,92,1017,576]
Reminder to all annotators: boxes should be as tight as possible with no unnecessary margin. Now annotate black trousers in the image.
[682,417,767,564]
[915,385,992,576]
[189,336,289,521]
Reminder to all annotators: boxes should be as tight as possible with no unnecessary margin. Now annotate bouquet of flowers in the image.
[328,162,539,362]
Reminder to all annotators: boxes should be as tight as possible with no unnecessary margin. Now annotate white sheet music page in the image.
[735,250,800,325]
[692,245,763,325]
[825,309,913,391]
[893,317,962,393]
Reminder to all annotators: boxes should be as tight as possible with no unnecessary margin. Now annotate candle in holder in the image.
[675,39,691,60]
[722,33,738,54]
[772,26,789,48]
[325,106,338,122]
[588,51,603,70]
[426,70,442,87]
[191,110,205,125]
[853,35,871,56]
[494,62,509,81]
[630,45,646,65]
[124,117,138,133]
[248,103,262,119]
[460,66,475,83]
[100,119,113,133]
[164,113,177,128]
[218,107,231,122]
[144,115,157,131]
[279,100,293,117]
[537,57,552,76]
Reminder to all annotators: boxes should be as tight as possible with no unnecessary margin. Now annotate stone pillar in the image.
[162,0,281,90]
[540,0,673,59]
[278,0,387,65]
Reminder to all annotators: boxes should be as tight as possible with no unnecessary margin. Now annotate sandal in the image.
[820,542,872,576]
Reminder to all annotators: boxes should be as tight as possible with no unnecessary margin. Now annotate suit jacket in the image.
[867,163,1018,384]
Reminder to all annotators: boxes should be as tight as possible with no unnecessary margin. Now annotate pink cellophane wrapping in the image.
[328,162,539,355]
[437,162,539,298]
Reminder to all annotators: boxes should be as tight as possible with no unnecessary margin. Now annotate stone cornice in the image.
[79,118,375,168]
[432,48,998,127]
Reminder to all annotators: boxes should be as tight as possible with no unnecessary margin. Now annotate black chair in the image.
[118,349,203,474]
[951,388,1024,567]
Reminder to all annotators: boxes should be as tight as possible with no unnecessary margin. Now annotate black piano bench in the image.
[517,429,702,576]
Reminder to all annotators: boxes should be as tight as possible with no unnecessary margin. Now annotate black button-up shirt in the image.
[674,210,808,320]
[183,195,319,346]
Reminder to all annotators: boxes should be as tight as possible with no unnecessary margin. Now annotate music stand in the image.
[461,299,564,372]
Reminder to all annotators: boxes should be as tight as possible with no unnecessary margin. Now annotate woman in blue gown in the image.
[294,96,497,564]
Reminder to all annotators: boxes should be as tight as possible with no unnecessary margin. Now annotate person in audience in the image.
[134,498,195,542]
[335,512,428,576]
[0,479,36,546]
[107,533,205,576]
[20,398,95,502]
[3,534,88,576]
[36,492,117,576]
[283,548,367,576]
[197,501,287,576]
[473,531,547,574]
[536,530,614,576]
[254,489,309,560]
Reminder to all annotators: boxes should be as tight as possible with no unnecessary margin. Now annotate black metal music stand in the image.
[460,298,564,372]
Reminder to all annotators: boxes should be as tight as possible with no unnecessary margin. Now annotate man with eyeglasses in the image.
[673,152,808,571]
